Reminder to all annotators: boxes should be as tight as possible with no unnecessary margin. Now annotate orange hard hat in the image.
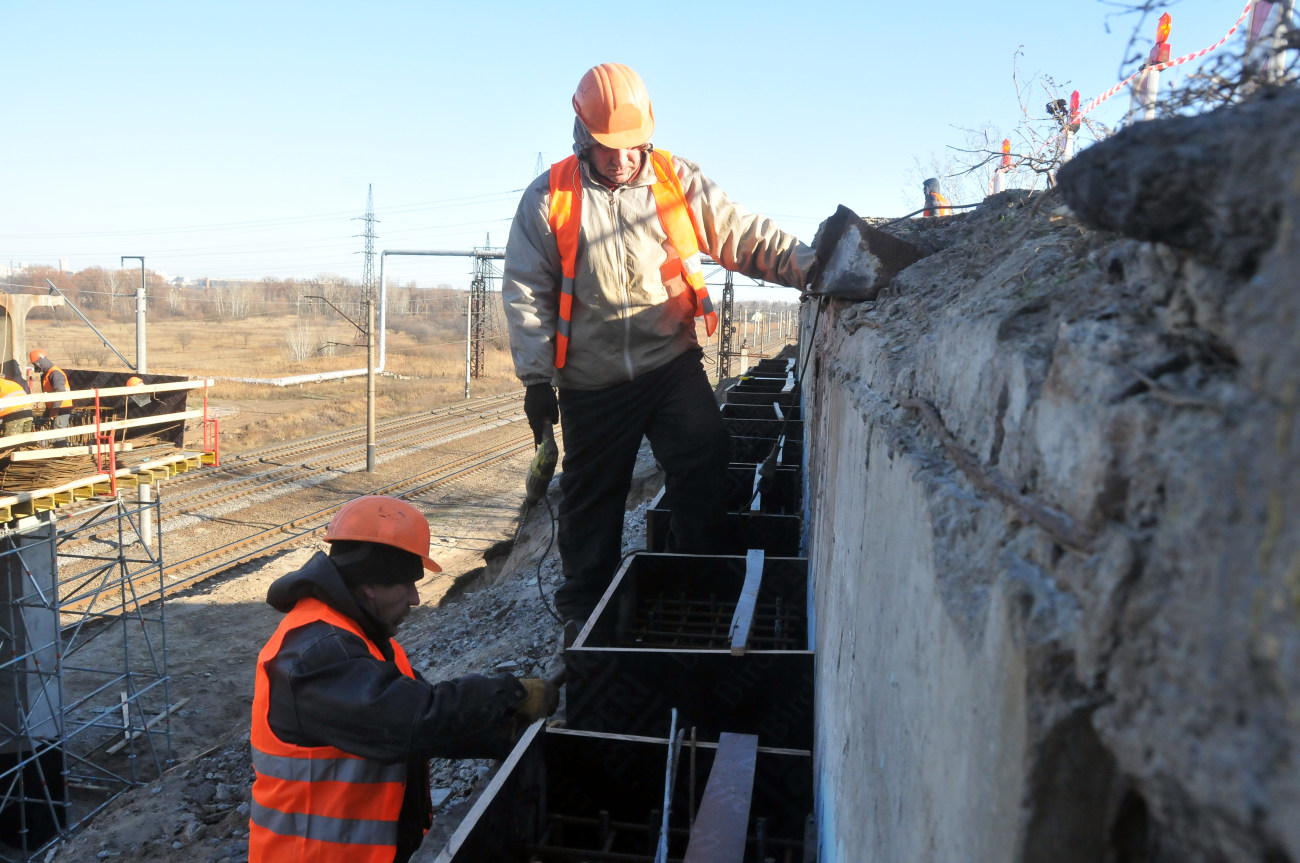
[572,63,654,149]
[29,349,47,364]
[324,495,441,572]
[126,376,143,387]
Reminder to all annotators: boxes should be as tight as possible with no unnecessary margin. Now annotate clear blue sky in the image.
[2,0,1250,296]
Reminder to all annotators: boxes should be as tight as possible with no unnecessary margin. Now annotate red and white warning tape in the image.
[1075,1,1254,120]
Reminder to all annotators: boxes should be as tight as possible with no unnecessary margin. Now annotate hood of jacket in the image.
[266,551,391,650]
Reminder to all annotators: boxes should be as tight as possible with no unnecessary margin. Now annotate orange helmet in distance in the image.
[126,376,143,387]
[324,495,441,572]
[572,63,654,149]
[29,349,47,364]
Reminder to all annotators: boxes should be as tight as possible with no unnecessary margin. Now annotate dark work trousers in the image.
[554,349,732,625]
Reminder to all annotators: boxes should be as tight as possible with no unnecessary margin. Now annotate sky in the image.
[2,0,1255,299]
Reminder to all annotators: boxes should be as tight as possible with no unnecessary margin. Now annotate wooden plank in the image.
[105,698,190,755]
[0,449,207,510]
[683,732,759,863]
[0,409,201,449]
[729,550,765,656]
[9,441,134,461]
[0,378,214,412]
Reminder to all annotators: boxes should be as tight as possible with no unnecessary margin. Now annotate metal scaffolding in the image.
[0,493,171,861]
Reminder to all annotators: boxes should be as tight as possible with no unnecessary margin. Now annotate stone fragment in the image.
[1057,87,1300,275]
[810,205,923,301]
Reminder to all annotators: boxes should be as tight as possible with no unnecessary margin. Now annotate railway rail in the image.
[53,392,539,615]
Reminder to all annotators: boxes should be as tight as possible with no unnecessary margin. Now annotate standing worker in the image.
[922,177,951,217]
[502,63,816,637]
[29,349,71,428]
[249,495,559,863]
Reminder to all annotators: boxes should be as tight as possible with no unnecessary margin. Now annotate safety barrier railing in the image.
[0,379,216,496]
[951,0,1283,206]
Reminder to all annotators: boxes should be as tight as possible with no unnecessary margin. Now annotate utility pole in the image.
[358,185,379,472]
[469,235,491,380]
[120,256,146,373]
[716,270,735,379]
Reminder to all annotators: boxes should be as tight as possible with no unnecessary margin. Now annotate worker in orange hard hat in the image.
[29,349,72,429]
[125,376,143,387]
[922,178,952,217]
[502,63,819,637]
[249,495,559,863]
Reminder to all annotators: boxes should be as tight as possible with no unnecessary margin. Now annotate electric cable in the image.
[526,491,648,625]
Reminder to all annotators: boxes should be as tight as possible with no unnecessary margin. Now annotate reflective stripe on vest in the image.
[249,596,422,863]
[546,149,718,369]
[42,367,71,410]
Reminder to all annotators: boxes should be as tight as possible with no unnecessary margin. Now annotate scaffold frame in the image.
[0,493,172,862]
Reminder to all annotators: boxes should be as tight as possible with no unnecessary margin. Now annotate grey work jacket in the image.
[501,152,814,390]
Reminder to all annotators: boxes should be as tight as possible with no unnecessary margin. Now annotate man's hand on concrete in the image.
[524,384,559,445]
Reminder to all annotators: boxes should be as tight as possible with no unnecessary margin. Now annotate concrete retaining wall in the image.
[802,90,1300,863]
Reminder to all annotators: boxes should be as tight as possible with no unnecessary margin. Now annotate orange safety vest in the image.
[0,379,30,420]
[249,597,426,863]
[41,366,72,410]
[547,149,718,369]
[923,193,951,218]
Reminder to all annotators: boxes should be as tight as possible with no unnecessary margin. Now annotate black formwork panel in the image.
[645,507,801,556]
[435,724,813,862]
[721,402,802,422]
[725,389,799,408]
[730,378,791,394]
[730,435,802,466]
[746,359,794,376]
[723,417,803,442]
[565,553,813,750]
[720,463,801,514]
[64,371,192,447]
[644,465,801,554]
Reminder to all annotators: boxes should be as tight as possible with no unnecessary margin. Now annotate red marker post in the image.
[1129,12,1173,122]
[1064,90,1081,161]
[991,138,1011,194]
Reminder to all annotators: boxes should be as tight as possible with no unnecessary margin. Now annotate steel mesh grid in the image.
[621,591,805,651]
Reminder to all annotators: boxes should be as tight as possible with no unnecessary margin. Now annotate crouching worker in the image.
[249,495,559,863]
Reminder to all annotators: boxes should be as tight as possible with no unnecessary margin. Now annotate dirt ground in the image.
[45,434,662,863]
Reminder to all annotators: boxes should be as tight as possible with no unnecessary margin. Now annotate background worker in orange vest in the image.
[250,495,559,863]
[922,177,952,217]
[29,349,72,428]
[0,376,33,438]
[502,63,816,637]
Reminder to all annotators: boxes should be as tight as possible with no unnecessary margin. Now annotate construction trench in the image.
[435,357,815,863]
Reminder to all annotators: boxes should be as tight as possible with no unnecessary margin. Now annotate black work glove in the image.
[524,384,559,445]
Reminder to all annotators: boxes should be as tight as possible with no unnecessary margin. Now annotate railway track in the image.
[55,393,540,614]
